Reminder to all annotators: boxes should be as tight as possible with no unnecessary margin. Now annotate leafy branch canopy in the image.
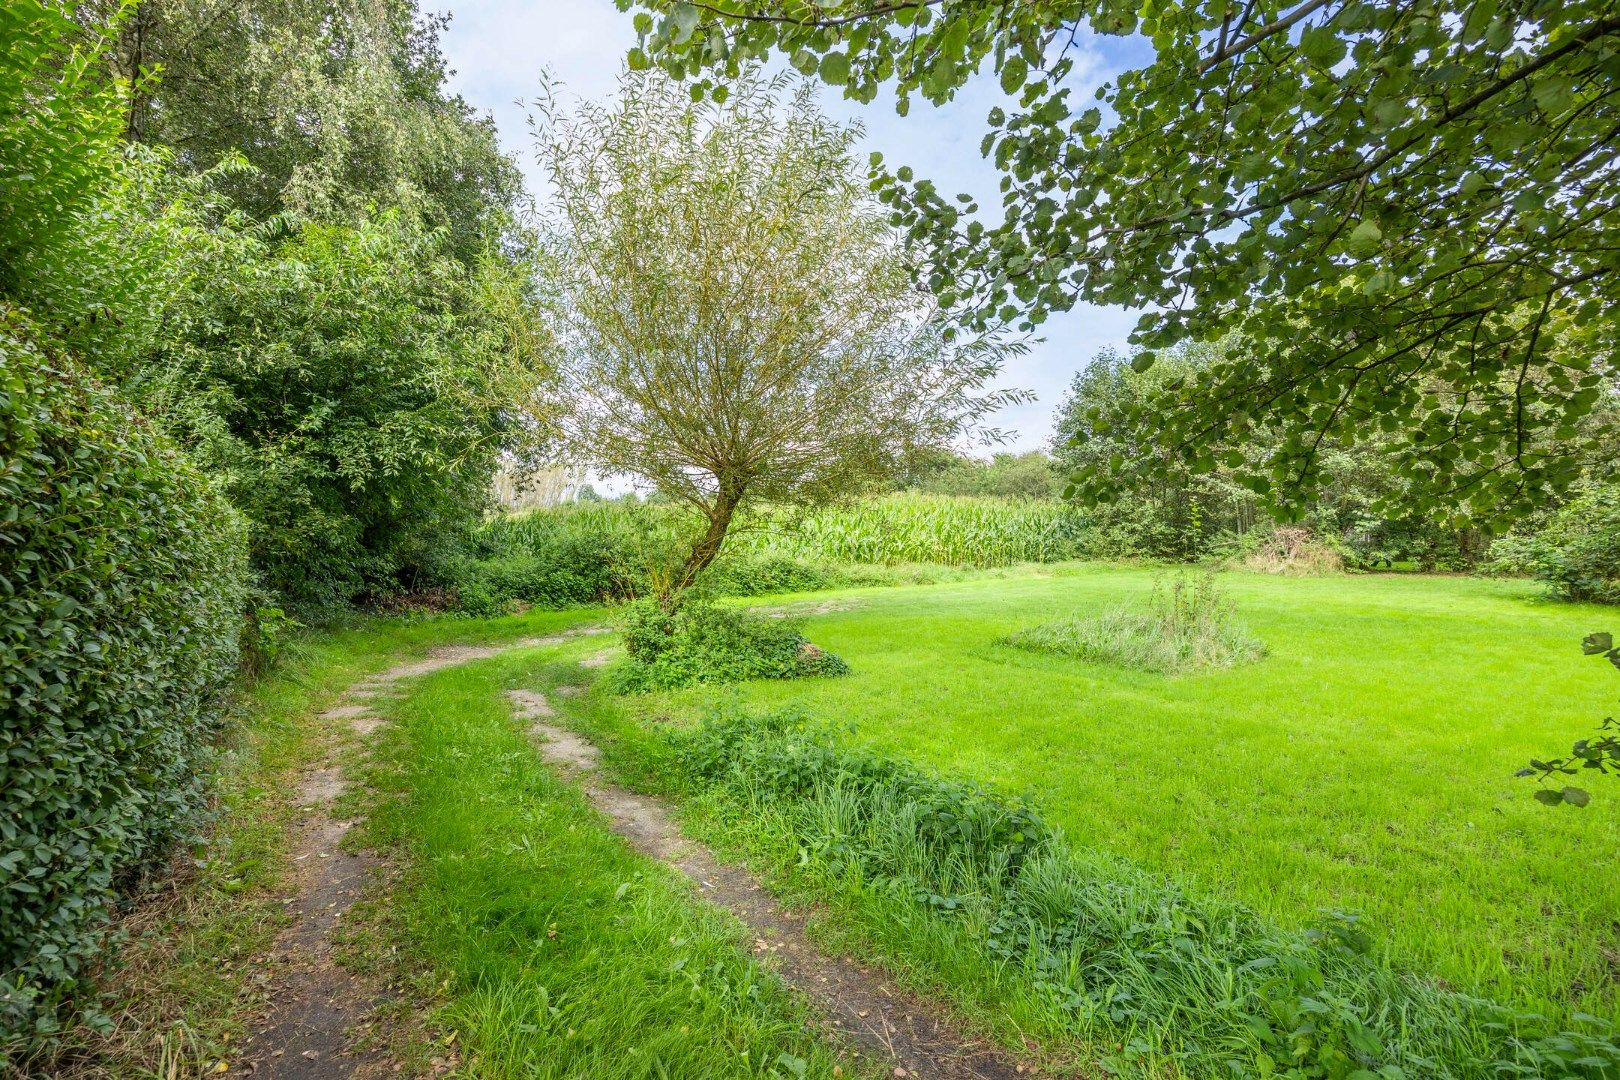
[621,0,1620,520]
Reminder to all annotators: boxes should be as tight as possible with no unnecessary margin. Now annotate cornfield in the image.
[480,494,1088,570]
[729,495,1088,567]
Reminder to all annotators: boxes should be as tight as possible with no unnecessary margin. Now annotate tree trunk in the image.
[671,483,743,599]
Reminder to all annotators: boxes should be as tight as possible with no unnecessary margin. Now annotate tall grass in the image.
[1005,571,1266,674]
[462,496,1089,613]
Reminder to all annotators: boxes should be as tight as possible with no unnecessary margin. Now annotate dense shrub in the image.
[904,450,1063,499]
[606,596,849,692]
[461,501,976,613]
[1488,485,1620,604]
[459,501,670,611]
[1053,344,1496,567]
[139,213,546,615]
[1005,571,1265,674]
[0,314,248,1041]
[663,707,1620,1079]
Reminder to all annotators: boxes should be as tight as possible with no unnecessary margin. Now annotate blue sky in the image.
[437,0,1144,453]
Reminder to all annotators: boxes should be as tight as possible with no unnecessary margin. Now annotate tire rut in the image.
[237,630,603,1078]
[508,689,1027,1080]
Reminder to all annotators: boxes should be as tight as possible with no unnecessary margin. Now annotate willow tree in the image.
[534,74,1023,594]
[622,0,1620,521]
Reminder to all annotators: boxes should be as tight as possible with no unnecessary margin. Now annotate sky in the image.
[437,0,1144,455]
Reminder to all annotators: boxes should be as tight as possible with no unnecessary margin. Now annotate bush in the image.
[662,706,1620,1079]
[906,450,1064,499]
[1005,571,1265,674]
[461,502,961,614]
[606,595,849,692]
[1489,485,1620,604]
[1228,525,1346,576]
[140,212,545,617]
[0,314,248,1042]
[461,501,679,611]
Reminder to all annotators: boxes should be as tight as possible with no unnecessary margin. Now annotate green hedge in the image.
[0,312,248,1041]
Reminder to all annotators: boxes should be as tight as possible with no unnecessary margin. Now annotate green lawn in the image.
[616,565,1620,1023]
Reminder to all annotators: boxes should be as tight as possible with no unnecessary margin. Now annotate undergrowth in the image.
[1005,571,1265,674]
[605,595,849,693]
[651,706,1620,1079]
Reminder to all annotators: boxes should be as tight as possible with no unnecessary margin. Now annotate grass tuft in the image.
[1005,571,1265,673]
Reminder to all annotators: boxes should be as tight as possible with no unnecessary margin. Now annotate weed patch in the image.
[1236,526,1347,576]
[606,596,849,693]
[1005,571,1264,674]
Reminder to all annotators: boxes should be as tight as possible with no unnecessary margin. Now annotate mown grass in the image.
[594,565,1620,1026]
[351,643,870,1079]
[584,706,1619,1078]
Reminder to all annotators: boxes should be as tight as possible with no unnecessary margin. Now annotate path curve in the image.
[238,632,601,1078]
[509,689,1026,1080]
[238,627,1026,1079]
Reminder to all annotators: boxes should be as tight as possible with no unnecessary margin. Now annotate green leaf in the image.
[1347,219,1382,255]
[1000,56,1028,95]
[1131,351,1156,373]
[1532,76,1575,115]
[1299,26,1347,67]
[627,47,651,71]
[819,51,850,86]
[669,2,700,35]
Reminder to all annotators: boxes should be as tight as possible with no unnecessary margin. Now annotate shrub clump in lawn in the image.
[1005,571,1265,674]
[1487,483,1620,604]
[1235,525,1346,575]
[605,595,849,693]
[662,707,1620,1079]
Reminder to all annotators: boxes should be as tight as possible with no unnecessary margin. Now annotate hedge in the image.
[0,310,248,1042]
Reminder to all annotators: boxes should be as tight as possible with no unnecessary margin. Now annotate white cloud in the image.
[439,0,1141,453]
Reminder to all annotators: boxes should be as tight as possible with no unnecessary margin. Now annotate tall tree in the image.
[98,0,522,262]
[534,73,1023,594]
[621,0,1620,519]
